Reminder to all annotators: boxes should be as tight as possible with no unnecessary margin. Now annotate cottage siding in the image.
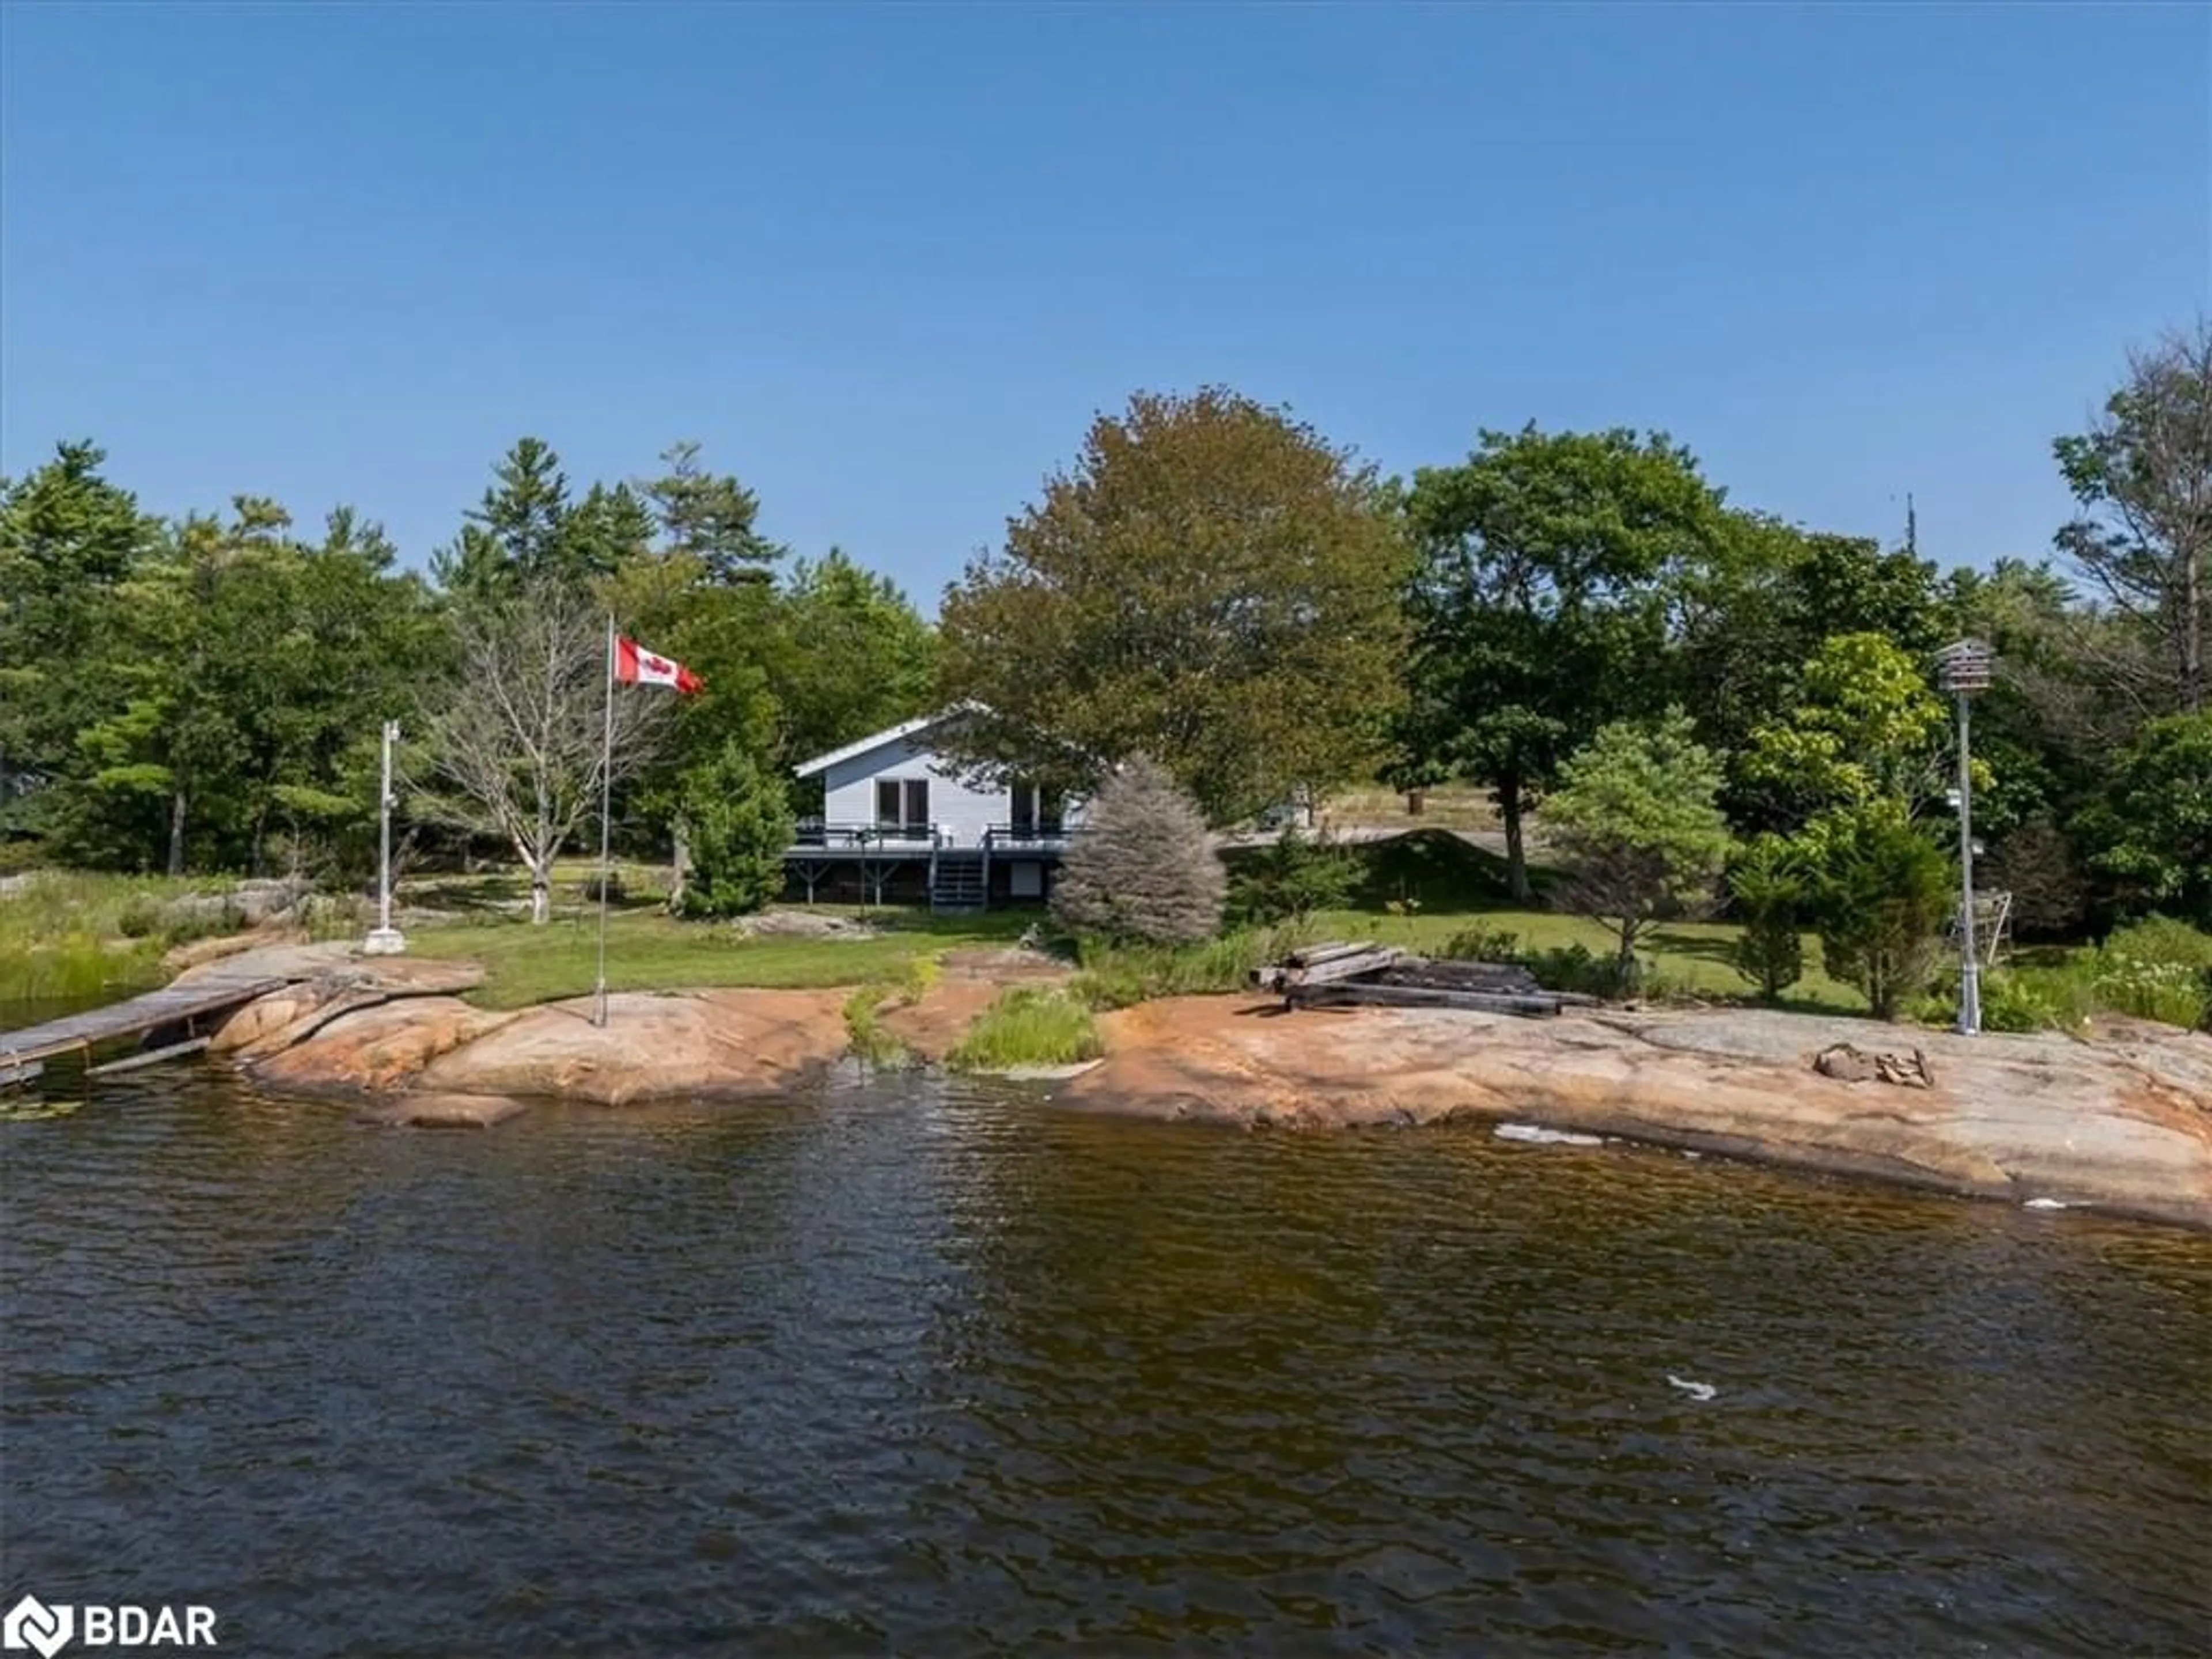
[819,725,1085,849]
[822,733,1003,847]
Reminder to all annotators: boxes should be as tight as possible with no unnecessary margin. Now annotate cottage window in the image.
[878,778,929,835]
[1010,782,1062,835]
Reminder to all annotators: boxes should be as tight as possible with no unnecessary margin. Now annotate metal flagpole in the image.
[594,616,616,1028]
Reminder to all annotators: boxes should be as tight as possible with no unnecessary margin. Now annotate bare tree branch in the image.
[412,582,670,922]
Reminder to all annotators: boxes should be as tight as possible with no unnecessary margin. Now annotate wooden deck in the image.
[0,976,290,1081]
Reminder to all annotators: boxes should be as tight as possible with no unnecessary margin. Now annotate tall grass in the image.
[842,986,907,1067]
[1962,916,2212,1034]
[0,872,235,1004]
[948,987,1103,1071]
[1069,923,1316,1010]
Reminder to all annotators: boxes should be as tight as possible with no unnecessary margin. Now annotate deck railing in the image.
[787,821,942,852]
[983,823,1075,851]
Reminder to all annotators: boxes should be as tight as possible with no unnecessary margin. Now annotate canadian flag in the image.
[615,636,703,695]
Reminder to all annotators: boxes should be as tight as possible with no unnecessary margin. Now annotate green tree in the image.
[645,441,783,584]
[1227,822,1361,927]
[56,498,432,875]
[1726,834,1808,1002]
[1051,755,1225,944]
[1736,632,1953,832]
[559,480,657,581]
[772,550,937,769]
[675,741,794,918]
[1541,709,1734,985]
[2055,321,2211,714]
[938,387,1408,825]
[0,442,160,844]
[433,437,601,599]
[2081,711,2212,926]
[1800,807,1956,1020]
[1403,426,1723,898]
[1671,512,1942,766]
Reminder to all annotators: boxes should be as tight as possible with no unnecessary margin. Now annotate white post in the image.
[594,618,615,1028]
[363,719,406,956]
[1954,692,1980,1036]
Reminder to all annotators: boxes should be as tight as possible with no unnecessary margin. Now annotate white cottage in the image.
[785,710,1083,911]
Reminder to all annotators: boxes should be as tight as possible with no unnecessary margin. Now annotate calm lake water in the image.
[2,1063,2208,1657]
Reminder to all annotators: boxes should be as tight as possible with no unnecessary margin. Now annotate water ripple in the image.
[2,1067,2207,1656]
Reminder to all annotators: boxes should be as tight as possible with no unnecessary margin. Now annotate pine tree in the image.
[1051,756,1224,944]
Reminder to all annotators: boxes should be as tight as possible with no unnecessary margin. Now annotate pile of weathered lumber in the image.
[1251,940,1597,1018]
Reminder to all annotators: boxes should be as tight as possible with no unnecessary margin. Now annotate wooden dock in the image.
[0,976,289,1084]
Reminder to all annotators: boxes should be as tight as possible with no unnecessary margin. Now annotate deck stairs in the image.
[930,855,987,914]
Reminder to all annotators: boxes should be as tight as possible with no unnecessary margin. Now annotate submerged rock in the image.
[354,1091,531,1129]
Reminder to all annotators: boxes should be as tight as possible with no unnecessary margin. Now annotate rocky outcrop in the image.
[209,956,487,1060]
[235,983,849,1108]
[202,943,2212,1228]
[252,995,514,1093]
[412,990,848,1105]
[1056,998,2212,1229]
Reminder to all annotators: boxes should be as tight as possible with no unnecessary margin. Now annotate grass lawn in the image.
[410,831,1874,1015]
[1310,907,1869,1014]
[1230,829,1870,1014]
[406,903,1035,1009]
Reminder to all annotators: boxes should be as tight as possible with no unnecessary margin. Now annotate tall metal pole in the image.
[365,719,405,955]
[594,618,616,1028]
[1954,691,1980,1036]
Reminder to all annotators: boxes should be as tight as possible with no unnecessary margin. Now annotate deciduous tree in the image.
[1542,709,1734,985]
[415,581,671,923]
[939,388,1407,824]
[1403,426,1723,898]
[2055,321,2212,714]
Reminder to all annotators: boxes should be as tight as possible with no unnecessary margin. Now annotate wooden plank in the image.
[0,976,287,1067]
[1287,940,1376,968]
[1374,961,1543,995]
[86,1037,212,1077]
[1290,982,1563,1018]
[0,1059,43,1089]
[1289,948,1404,986]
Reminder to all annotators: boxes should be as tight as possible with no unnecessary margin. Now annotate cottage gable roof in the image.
[791,710,960,779]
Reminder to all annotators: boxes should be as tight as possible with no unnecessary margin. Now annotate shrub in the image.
[1975,970,2066,1033]
[1052,755,1224,945]
[1727,834,1807,1002]
[1227,823,1361,926]
[2092,916,2212,1030]
[676,743,794,919]
[1518,942,1636,1001]
[948,987,1104,1070]
[1438,925,1522,963]
[1805,811,1955,1020]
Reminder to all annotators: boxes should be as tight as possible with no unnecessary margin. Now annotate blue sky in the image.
[3,3,2206,603]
